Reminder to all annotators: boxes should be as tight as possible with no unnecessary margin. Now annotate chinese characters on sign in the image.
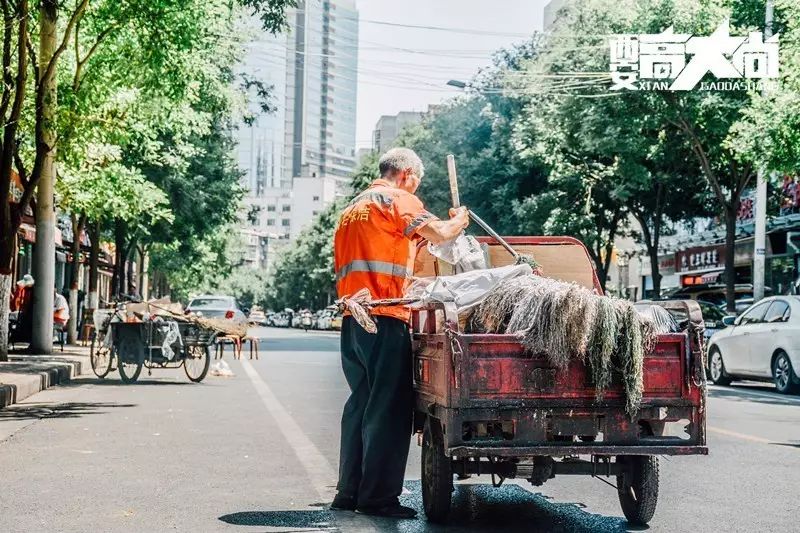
[676,246,723,273]
[610,21,779,91]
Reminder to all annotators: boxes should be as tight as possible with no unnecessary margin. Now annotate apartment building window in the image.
[281,219,291,227]
[313,195,320,201]
[266,205,276,212]
[267,219,275,226]
[282,205,291,212]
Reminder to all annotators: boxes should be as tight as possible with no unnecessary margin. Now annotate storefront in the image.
[674,238,762,288]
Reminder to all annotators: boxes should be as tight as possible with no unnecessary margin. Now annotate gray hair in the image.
[379,148,424,180]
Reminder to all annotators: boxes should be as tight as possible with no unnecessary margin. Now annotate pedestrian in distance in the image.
[331,147,469,519]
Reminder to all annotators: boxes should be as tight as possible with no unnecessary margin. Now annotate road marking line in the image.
[707,426,773,445]
[240,358,337,502]
[708,385,800,405]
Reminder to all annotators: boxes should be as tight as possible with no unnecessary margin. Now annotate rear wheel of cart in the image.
[117,337,143,384]
[616,455,659,526]
[184,345,211,382]
[90,337,113,378]
[422,418,452,523]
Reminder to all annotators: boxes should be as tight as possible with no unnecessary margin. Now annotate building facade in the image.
[235,1,359,255]
[372,111,425,154]
[284,0,359,181]
[544,0,570,30]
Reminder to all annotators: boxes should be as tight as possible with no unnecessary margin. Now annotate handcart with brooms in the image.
[338,156,708,526]
[90,298,240,384]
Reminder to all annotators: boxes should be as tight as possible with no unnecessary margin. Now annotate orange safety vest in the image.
[334,178,437,322]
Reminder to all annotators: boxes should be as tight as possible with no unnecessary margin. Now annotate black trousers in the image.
[337,315,413,508]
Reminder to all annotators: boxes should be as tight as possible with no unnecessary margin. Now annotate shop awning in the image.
[18,222,64,246]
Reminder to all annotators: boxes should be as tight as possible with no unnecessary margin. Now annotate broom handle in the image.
[467,209,520,260]
[446,154,460,208]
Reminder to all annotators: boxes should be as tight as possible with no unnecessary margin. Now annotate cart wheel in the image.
[422,418,453,523]
[90,337,113,379]
[117,337,143,384]
[616,456,659,526]
[184,345,211,383]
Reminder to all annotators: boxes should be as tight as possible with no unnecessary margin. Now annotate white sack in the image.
[406,263,534,314]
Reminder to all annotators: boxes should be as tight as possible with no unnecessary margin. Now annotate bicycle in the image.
[89,302,126,378]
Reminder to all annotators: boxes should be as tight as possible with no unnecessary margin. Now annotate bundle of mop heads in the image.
[338,274,678,416]
[466,275,678,416]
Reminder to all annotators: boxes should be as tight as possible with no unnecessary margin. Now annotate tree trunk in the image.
[139,246,150,301]
[0,273,11,361]
[30,0,58,354]
[724,205,738,314]
[88,219,99,308]
[126,240,137,298]
[112,219,126,299]
[67,214,85,344]
[588,246,608,293]
[634,212,662,300]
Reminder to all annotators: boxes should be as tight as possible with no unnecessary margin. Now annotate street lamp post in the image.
[753,0,774,302]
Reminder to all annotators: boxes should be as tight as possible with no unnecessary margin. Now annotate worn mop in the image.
[468,276,666,416]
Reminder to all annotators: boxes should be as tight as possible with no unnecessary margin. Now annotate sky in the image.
[353,0,547,149]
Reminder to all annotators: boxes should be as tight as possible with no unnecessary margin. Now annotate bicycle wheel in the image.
[90,336,113,378]
[117,336,143,384]
[184,345,211,382]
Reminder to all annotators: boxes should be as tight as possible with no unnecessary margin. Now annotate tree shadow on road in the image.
[219,480,633,532]
[65,377,199,387]
[0,401,136,420]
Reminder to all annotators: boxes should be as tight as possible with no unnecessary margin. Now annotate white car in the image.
[707,296,800,394]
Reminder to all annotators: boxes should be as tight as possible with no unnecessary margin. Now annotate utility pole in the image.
[753,0,774,303]
[29,0,58,353]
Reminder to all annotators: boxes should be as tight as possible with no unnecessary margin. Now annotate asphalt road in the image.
[0,326,798,532]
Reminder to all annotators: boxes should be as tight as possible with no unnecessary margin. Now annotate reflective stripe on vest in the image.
[403,211,434,237]
[336,260,410,281]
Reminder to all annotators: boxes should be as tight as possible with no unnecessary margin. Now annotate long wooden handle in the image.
[446,154,460,208]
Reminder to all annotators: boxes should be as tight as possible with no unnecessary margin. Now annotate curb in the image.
[0,355,85,409]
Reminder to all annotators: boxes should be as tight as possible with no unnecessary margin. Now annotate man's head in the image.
[379,148,424,194]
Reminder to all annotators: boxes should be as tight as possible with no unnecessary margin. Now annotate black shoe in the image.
[330,494,356,511]
[356,504,417,519]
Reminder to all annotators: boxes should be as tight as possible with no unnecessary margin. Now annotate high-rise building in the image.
[235,20,288,195]
[372,111,426,154]
[284,0,359,181]
[234,0,359,254]
[543,0,569,30]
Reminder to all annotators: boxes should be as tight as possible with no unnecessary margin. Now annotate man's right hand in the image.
[449,206,469,231]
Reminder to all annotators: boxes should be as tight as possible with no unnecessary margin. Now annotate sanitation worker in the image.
[331,148,469,518]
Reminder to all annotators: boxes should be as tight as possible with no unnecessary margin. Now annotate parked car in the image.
[315,307,337,330]
[300,310,313,331]
[696,300,727,341]
[330,311,343,331]
[248,309,267,326]
[638,299,726,343]
[666,283,771,308]
[707,296,800,394]
[271,313,290,328]
[186,295,247,322]
[314,310,330,330]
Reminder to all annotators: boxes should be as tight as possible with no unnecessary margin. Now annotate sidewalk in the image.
[0,345,91,408]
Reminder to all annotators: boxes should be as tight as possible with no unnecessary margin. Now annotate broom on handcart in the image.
[336,155,679,416]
